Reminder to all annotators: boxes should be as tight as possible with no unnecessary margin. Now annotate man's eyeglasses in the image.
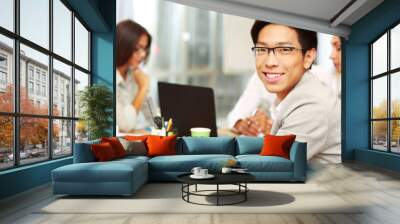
[251,46,304,58]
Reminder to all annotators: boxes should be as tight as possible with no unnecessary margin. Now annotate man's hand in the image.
[249,110,272,135]
[233,110,272,136]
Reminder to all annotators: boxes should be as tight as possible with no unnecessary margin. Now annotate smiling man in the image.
[251,21,341,163]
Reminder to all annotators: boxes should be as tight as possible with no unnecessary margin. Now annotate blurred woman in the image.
[330,35,342,98]
[116,20,152,132]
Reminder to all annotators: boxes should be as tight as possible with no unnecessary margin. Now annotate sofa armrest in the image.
[289,141,307,181]
[73,140,100,163]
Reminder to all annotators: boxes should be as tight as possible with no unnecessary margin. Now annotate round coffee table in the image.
[177,173,255,206]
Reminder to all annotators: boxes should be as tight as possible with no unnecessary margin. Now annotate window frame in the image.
[370,20,400,154]
[0,0,92,171]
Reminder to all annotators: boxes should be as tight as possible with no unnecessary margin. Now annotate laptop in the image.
[157,82,218,137]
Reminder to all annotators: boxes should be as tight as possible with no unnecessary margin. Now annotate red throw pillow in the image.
[259,134,296,159]
[91,142,117,161]
[101,137,126,158]
[146,135,177,157]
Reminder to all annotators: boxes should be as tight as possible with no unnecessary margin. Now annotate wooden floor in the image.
[1,162,400,224]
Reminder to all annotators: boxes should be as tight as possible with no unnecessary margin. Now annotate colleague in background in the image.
[329,35,342,98]
[116,20,152,132]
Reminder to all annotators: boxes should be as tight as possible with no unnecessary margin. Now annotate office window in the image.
[371,22,400,154]
[74,69,89,118]
[53,59,72,116]
[20,0,49,49]
[372,34,387,77]
[53,0,72,60]
[0,116,13,170]
[53,119,72,158]
[0,35,13,113]
[74,18,89,70]
[20,44,49,118]
[390,24,400,70]
[0,1,91,170]
[19,117,49,165]
[0,0,14,32]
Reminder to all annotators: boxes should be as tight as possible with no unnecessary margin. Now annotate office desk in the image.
[118,128,238,137]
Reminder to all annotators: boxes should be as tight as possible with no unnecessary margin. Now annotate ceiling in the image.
[165,0,384,38]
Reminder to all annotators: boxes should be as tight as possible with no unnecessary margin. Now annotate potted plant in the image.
[79,84,113,140]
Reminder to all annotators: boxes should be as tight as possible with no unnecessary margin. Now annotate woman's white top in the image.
[117,69,152,132]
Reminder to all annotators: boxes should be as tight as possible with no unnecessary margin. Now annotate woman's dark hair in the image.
[116,20,152,67]
[251,20,317,53]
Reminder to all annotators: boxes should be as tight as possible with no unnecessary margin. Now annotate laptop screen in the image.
[158,82,218,137]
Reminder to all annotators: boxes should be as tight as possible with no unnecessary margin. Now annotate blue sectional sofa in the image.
[52,137,307,196]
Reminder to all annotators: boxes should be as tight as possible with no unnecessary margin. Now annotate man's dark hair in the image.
[116,20,152,67]
[251,20,317,53]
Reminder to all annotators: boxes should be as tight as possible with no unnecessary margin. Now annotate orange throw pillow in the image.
[259,134,296,159]
[101,137,126,158]
[146,135,177,157]
[91,142,117,161]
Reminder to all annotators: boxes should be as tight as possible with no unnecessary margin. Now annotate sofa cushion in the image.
[236,137,263,155]
[118,138,147,156]
[52,159,147,183]
[260,134,296,159]
[147,135,177,157]
[115,155,150,164]
[180,137,235,155]
[148,154,235,172]
[101,137,127,158]
[236,155,293,172]
[91,142,118,161]
[73,140,100,163]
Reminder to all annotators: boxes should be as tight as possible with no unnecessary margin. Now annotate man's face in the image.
[255,24,315,100]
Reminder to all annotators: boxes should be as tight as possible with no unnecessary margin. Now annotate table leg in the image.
[181,184,183,199]
[245,183,247,201]
[217,184,219,206]
[187,184,190,202]
[195,184,197,192]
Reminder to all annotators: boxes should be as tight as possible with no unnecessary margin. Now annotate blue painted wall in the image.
[345,0,400,171]
[0,0,116,200]
[91,0,116,136]
[0,158,72,199]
